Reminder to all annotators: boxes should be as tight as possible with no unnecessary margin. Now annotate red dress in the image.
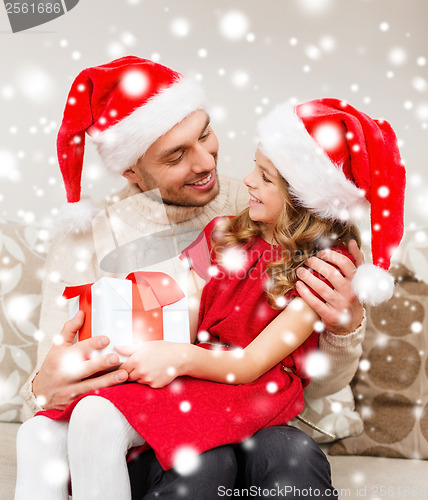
[39,218,330,470]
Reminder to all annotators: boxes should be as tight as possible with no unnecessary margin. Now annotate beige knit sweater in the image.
[20,175,365,420]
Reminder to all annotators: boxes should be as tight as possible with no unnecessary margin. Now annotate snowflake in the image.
[120,31,136,47]
[241,437,256,450]
[173,446,201,476]
[170,18,191,38]
[42,459,69,488]
[0,150,20,182]
[314,321,325,333]
[60,350,84,377]
[219,11,249,41]
[388,47,407,66]
[220,247,247,272]
[281,330,297,345]
[304,351,330,378]
[17,65,54,103]
[313,123,343,152]
[266,382,278,394]
[297,0,334,15]
[305,44,322,61]
[319,35,336,52]
[197,330,209,342]
[231,71,249,88]
[121,70,148,97]
[412,76,427,92]
[359,359,371,372]
[351,471,366,484]
[209,105,227,122]
[179,401,191,413]
[330,402,342,414]
[411,321,423,334]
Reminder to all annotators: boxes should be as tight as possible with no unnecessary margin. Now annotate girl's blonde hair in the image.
[213,174,361,308]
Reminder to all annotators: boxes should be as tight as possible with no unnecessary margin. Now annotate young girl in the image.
[15,98,405,499]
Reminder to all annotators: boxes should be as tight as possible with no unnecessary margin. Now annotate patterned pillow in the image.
[329,263,428,458]
[291,385,364,443]
[393,227,428,284]
[0,219,50,423]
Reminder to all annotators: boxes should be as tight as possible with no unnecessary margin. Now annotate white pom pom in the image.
[351,263,395,306]
[57,198,99,233]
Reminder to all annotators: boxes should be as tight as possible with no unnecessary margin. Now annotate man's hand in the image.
[32,311,128,411]
[295,240,365,335]
[116,341,186,388]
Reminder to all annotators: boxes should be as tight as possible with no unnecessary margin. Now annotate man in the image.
[20,56,365,498]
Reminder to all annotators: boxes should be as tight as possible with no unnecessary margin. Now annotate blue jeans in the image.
[128,425,337,499]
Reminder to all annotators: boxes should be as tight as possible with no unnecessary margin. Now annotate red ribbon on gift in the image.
[63,283,93,341]
[63,271,185,343]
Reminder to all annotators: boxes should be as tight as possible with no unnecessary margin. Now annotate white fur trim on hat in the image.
[57,197,99,233]
[257,103,367,222]
[89,77,206,175]
[351,262,395,306]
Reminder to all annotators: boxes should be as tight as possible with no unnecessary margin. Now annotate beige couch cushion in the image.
[394,227,428,284]
[330,263,428,459]
[326,445,428,496]
[0,421,19,499]
[0,219,50,423]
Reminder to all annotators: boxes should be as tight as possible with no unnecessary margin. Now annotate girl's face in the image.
[244,149,285,232]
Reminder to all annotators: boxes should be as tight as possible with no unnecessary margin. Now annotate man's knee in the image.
[200,445,237,477]
[174,446,237,499]
[237,426,336,497]
[130,446,237,500]
[246,425,327,467]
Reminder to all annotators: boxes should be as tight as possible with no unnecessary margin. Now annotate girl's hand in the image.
[115,341,187,388]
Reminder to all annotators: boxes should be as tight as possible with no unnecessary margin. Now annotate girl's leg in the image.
[68,396,144,500]
[15,416,69,500]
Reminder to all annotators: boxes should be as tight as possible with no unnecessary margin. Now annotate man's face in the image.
[124,110,219,207]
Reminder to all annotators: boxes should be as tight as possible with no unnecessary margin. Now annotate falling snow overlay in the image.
[37,218,320,470]
[0,0,427,230]
[2,0,428,497]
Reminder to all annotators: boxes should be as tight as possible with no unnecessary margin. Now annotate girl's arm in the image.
[117,297,319,388]
[183,297,318,384]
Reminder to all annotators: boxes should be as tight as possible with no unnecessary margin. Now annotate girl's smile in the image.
[244,149,285,232]
[249,192,263,205]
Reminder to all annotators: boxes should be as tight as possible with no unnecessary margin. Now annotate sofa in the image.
[1,218,427,500]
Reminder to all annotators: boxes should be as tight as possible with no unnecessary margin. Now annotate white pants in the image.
[15,396,145,500]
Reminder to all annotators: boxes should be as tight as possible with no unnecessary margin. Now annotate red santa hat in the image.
[257,98,406,306]
[56,56,206,232]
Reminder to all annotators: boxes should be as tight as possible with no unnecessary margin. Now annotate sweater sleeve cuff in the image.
[321,308,366,349]
[19,371,45,420]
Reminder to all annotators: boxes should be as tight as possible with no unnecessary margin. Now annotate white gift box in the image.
[65,271,190,362]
